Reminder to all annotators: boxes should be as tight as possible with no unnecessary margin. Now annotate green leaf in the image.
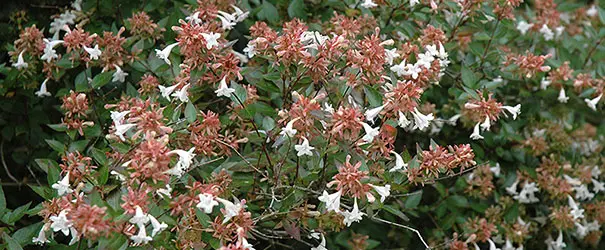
[35,159,58,173]
[382,205,410,221]
[75,69,92,92]
[91,71,114,89]
[185,102,197,123]
[6,202,31,224]
[90,148,108,167]
[404,191,423,209]
[364,86,383,107]
[29,185,53,200]
[0,186,5,218]
[98,165,109,185]
[47,162,60,186]
[47,123,68,132]
[461,65,478,88]
[45,139,65,153]
[2,232,23,250]
[69,139,90,152]
[195,209,212,227]
[11,222,42,247]
[288,0,306,19]
[447,195,469,208]
[257,0,279,23]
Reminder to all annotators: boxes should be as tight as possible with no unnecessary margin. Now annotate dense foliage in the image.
[0,0,604,249]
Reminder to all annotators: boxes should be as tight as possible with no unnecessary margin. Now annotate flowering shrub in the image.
[1,0,604,249]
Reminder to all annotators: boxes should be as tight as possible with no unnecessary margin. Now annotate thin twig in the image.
[478,19,501,69]
[583,37,604,67]
[215,140,269,180]
[371,216,431,249]
[1,141,20,185]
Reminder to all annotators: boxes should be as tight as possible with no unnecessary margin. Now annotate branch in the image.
[371,216,431,250]
[1,141,20,185]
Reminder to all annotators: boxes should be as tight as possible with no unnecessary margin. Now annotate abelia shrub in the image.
[0,0,603,249]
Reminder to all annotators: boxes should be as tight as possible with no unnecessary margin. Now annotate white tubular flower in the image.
[390,59,408,76]
[110,110,130,126]
[156,184,172,198]
[342,198,365,226]
[243,42,257,58]
[35,78,52,98]
[50,210,72,236]
[110,170,126,181]
[436,42,448,59]
[280,118,299,137]
[148,214,168,237]
[215,197,244,223]
[185,12,202,25]
[52,172,73,196]
[197,193,219,214]
[567,195,584,220]
[488,239,500,250]
[591,178,604,193]
[512,181,540,203]
[215,76,236,98]
[83,45,102,60]
[501,104,521,120]
[310,233,328,250]
[158,84,179,101]
[584,93,602,111]
[12,50,28,70]
[389,151,408,172]
[490,163,501,177]
[516,21,533,35]
[410,0,420,7]
[170,147,196,173]
[217,12,236,30]
[172,83,191,103]
[470,122,484,140]
[540,77,551,89]
[32,223,51,245]
[384,48,399,65]
[318,190,342,213]
[505,178,519,195]
[361,122,380,143]
[397,111,411,128]
[411,107,434,131]
[112,65,128,83]
[155,42,179,65]
[202,32,221,49]
[480,116,491,131]
[557,88,569,103]
[68,227,79,245]
[294,137,315,157]
[231,5,249,22]
[114,123,136,141]
[365,105,385,122]
[360,0,378,8]
[130,224,153,246]
[129,206,150,226]
[370,184,391,203]
[540,24,554,41]
[573,184,594,201]
[41,39,63,62]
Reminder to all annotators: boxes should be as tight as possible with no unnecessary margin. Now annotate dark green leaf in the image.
[185,102,197,123]
[91,71,114,89]
[2,232,23,250]
[404,191,422,209]
[288,0,306,19]
[45,139,65,153]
